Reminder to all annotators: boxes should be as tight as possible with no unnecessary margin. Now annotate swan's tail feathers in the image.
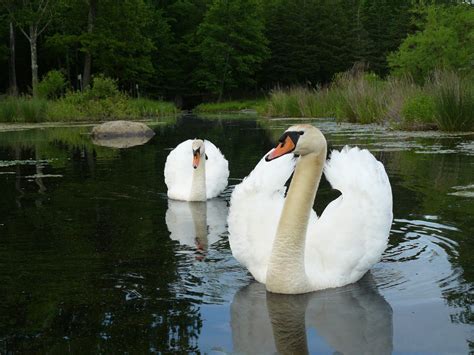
[324,146,392,205]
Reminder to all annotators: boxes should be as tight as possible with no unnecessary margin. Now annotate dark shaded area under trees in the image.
[0,0,471,108]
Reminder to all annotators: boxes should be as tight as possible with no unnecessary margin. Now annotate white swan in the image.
[228,124,393,294]
[164,139,229,201]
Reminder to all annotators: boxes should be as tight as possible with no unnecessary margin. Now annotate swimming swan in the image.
[165,139,229,201]
[228,124,393,294]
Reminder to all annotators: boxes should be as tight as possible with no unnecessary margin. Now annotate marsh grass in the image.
[0,98,17,122]
[127,99,178,117]
[263,69,472,131]
[0,97,48,122]
[0,95,177,123]
[431,71,474,131]
[194,99,265,114]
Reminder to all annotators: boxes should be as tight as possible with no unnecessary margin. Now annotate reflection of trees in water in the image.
[386,149,474,328]
[0,125,209,352]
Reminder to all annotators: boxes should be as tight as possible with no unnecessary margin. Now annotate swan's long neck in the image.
[266,151,326,294]
[189,158,206,201]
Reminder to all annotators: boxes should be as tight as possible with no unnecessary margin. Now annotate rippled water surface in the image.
[0,116,473,353]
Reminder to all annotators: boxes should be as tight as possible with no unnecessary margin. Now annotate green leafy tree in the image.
[388,4,474,82]
[194,0,269,100]
[157,0,210,98]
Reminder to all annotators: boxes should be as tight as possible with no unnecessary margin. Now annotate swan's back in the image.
[164,139,229,200]
[306,146,393,288]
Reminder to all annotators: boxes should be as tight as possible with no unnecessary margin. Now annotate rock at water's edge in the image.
[91,120,155,148]
[91,120,155,138]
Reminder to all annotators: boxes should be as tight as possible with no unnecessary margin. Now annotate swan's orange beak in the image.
[265,136,296,161]
[193,151,201,169]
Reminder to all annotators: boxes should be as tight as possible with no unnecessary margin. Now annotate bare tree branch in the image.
[38,14,52,36]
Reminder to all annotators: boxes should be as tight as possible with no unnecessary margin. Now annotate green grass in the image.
[0,95,178,123]
[126,98,178,118]
[194,99,265,114]
[431,71,474,131]
[0,97,48,123]
[261,69,474,131]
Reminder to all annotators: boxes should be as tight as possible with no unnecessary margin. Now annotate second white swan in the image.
[228,124,393,294]
[165,139,229,201]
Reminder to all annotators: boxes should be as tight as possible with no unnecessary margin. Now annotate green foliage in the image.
[431,70,474,131]
[401,92,436,128]
[37,70,67,99]
[0,97,17,122]
[388,4,474,82]
[86,75,120,100]
[331,71,386,123]
[0,93,177,123]
[194,100,265,113]
[125,99,178,118]
[0,97,47,122]
[194,0,269,99]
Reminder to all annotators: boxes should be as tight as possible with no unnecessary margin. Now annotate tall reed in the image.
[0,97,47,122]
[431,70,474,131]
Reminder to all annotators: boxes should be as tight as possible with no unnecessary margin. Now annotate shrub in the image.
[87,75,120,100]
[37,70,66,100]
[401,93,436,127]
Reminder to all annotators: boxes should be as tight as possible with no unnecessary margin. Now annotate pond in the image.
[0,115,473,353]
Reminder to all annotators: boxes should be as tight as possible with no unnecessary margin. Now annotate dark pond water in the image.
[0,115,473,353]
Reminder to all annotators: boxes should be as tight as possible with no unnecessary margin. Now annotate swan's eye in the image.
[298,131,304,135]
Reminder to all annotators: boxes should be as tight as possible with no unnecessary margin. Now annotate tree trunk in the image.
[218,51,230,103]
[29,25,39,97]
[8,21,18,96]
[83,0,97,89]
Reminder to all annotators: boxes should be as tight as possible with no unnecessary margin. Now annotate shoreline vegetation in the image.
[0,75,178,123]
[195,69,474,132]
[1,70,472,132]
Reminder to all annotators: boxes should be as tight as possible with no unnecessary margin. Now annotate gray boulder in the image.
[91,120,155,148]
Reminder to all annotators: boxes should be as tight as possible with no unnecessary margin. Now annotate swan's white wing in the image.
[228,151,296,283]
[164,140,194,200]
[306,146,393,288]
[204,140,229,198]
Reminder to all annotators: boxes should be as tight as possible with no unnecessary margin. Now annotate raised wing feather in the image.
[305,146,393,288]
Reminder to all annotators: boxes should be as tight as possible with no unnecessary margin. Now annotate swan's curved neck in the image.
[266,151,326,294]
[189,159,206,201]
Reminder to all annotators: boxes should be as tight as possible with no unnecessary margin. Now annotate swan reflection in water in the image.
[231,273,393,354]
[165,199,228,256]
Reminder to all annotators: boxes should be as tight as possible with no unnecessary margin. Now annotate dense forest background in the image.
[0,0,472,105]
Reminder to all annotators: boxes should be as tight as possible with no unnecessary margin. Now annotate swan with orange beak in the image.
[165,138,229,201]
